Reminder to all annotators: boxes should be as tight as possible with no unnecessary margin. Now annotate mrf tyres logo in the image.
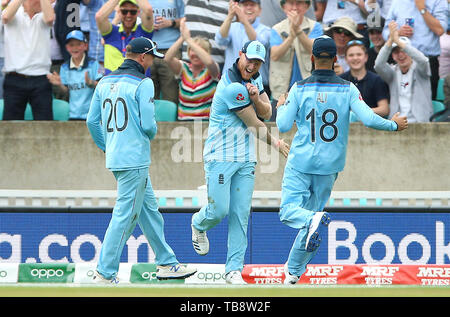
[417,266,450,286]
[360,266,400,285]
[304,265,344,285]
[18,263,75,283]
[248,266,284,284]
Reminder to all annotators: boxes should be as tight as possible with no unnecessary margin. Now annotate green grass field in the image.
[0,284,449,297]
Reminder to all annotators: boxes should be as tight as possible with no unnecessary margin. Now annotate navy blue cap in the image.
[128,37,164,58]
[312,35,336,58]
[65,30,87,43]
[239,0,260,3]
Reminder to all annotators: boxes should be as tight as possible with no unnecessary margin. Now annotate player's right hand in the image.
[392,112,408,131]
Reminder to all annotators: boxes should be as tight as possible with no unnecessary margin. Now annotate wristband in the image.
[171,20,176,28]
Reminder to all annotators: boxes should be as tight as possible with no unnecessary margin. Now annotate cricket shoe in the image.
[156,264,197,280]
[191,213,209,255]
[92,271,119,285]
[305,211,331,252]
[225,271,247,285]
[283,262,299,285]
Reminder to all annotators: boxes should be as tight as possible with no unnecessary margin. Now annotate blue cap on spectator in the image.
[239,0,261,3]
[312,35,336,58]
[241,40,266,63]
[65,30,87,43]
[128,37,164,58]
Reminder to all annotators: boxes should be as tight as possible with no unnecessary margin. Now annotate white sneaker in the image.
[225,270,247,285]
[305,212,331,252]
[156,264,197,280]
[283,263,299,285]
[92,271,119,285]
[191,213,209,255]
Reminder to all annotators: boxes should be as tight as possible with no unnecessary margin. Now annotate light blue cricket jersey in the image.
[60,55,103,120]
[149,0,185,50]
[86,59,157,171]
[276,69,398,175]
[203,61,265,163]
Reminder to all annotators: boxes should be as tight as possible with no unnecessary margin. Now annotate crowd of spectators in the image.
[0,0,449,122]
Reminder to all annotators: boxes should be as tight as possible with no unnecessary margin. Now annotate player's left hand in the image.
[277,139,290,158]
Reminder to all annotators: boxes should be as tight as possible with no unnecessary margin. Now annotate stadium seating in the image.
[154,99,177,122]
[435,78,444,102]
[0,99,69,121]
[52,99,70,121]
[432,100,445,113]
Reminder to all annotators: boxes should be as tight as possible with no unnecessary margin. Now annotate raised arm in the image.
[95,0,118,35]
[180,18,220,79]
[2,0,24,24]
[164,36,184,76]
[136,0,153,32]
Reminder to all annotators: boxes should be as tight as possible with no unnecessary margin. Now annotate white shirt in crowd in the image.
[3,6,51,76]
[398,70,415,122]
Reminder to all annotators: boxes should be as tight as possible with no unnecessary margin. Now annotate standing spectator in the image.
[382,0,448,100]
[325,16,363,75]
[191,40,289,284]
[276,35,407,284]
[260,0,316,27]
[365,17,394,73]
[340,39,390,117]
[375,21,433,122]
[438,10,450,78]
[269,0,323,118]
[87,37,197,283]
[2,0,55,120]
[46,30,103,120]
[164,18,220,120]
[53,0,82,62]
[148,0,184,105]
[95,0,154,76]
[82,0,114,68]
[183,0,228,70]
[216,0,271,96]
[365,0,393,20]
[315,0,369,45]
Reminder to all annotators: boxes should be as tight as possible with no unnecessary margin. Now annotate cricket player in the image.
[276,35,408,284]
[86,37,196,284]
[191,40,290,284]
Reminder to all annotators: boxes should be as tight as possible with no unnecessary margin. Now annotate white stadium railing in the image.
[0,189,449,211]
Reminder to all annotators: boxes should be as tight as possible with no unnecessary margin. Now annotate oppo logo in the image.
[30,268,65,279]
[140,271,158,280]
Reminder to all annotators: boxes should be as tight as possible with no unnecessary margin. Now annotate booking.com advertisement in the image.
[0,212,449,265]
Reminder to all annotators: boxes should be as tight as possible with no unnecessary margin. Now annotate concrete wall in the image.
[0,121,448,191]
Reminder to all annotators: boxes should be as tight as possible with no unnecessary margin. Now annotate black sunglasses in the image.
[121,9,138,16]
[334,28,352,37]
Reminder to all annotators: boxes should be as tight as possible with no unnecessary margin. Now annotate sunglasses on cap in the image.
[143,41,158,55]
[333,28,352,37]
[121,9,138,16]
[346,40,364,46]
